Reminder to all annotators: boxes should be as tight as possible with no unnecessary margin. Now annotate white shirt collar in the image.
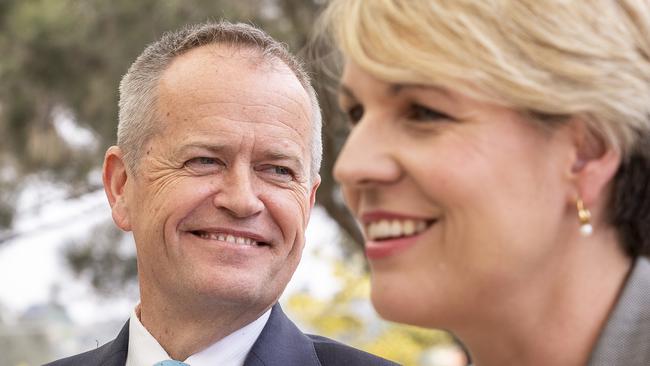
[125,305,271,366]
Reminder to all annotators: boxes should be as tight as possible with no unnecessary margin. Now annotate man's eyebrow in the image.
[262,150,305,171]
[176,142,229,155]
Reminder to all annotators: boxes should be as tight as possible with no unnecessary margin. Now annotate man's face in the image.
[114,45,319,310]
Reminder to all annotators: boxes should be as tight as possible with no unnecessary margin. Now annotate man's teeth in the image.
[197,232,257,246]
[365,219,429,241]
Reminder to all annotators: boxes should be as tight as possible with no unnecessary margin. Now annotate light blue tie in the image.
[153,361,190,366]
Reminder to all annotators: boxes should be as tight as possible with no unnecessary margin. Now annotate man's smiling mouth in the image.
[190,230,271,247]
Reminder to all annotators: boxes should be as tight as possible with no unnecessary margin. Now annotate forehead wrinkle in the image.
[218,113,311,150]
[254,88,311,125]
[194,100,304,121]
[256,133,306,160]
[255,89,312,143]
[189,114,308,145]
[175,141,231,155]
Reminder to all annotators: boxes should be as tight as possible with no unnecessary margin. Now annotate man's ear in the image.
[103,146,132,231]
[308,174,321,210]
[567,118,621,205]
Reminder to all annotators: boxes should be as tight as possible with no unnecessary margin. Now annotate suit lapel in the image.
[97,321,130,366]
[96,305,322,366]
[244,304,322,366]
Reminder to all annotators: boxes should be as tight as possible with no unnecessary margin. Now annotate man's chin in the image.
[187,274,281,307]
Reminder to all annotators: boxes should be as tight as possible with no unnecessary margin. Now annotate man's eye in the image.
[260,165,295,182]
[408,104,452,122]
[194,157,218,165]
[271,166,293,176]
[185,157,223,171]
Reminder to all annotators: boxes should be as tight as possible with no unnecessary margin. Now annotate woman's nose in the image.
[333,118,402,188]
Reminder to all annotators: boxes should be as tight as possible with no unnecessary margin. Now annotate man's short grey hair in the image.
[118,21,322,179]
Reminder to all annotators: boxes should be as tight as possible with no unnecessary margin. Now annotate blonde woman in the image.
[321,1,650,365]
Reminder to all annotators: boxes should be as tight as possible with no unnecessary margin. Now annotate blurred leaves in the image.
[286,257,456,365]
[64,221,136,295]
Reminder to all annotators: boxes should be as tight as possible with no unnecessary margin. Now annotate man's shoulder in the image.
[43,321,129,366]
[250,305,399,366]
[307,334,400,366]
[43,343,112,366]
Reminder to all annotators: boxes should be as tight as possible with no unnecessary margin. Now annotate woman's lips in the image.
[360,211,437,260]
[365,235,423,260]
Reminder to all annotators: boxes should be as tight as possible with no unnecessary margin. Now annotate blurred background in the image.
[0,1,466,365]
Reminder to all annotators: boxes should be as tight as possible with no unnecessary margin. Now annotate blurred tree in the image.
[64,221,137,294]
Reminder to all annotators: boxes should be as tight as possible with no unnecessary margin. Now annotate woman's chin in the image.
[370,285,433,327]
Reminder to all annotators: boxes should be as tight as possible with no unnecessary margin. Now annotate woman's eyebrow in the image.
[391,83,450,96]
[339,81,451,102]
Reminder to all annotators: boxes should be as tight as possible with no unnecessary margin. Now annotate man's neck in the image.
[137,294,271,361]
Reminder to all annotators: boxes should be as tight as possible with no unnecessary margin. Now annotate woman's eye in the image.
[408,104,451,122]
[345,104,364,125]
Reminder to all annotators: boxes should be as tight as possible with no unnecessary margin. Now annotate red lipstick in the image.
[360,211,435,260]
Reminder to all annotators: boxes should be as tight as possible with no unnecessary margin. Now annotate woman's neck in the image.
[457,227,632,366]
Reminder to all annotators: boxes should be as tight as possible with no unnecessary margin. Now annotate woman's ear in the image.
[103,146,132,231]
[567,118,621,205]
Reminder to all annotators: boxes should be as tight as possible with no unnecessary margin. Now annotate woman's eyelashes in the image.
[342,102,453,126]
[408,104,452,122]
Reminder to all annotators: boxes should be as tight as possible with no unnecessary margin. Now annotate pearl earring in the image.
[576,198,592,236]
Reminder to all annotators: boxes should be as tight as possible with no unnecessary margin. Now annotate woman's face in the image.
[334,62,577,328]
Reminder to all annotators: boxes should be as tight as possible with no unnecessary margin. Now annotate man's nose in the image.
[333,117,402,188]
[213,165,264,218]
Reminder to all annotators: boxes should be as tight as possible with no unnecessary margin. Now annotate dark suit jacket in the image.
[44,304,399,366]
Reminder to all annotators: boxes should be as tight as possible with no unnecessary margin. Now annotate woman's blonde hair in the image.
[320,0,650,256]
[322,0,650,158]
